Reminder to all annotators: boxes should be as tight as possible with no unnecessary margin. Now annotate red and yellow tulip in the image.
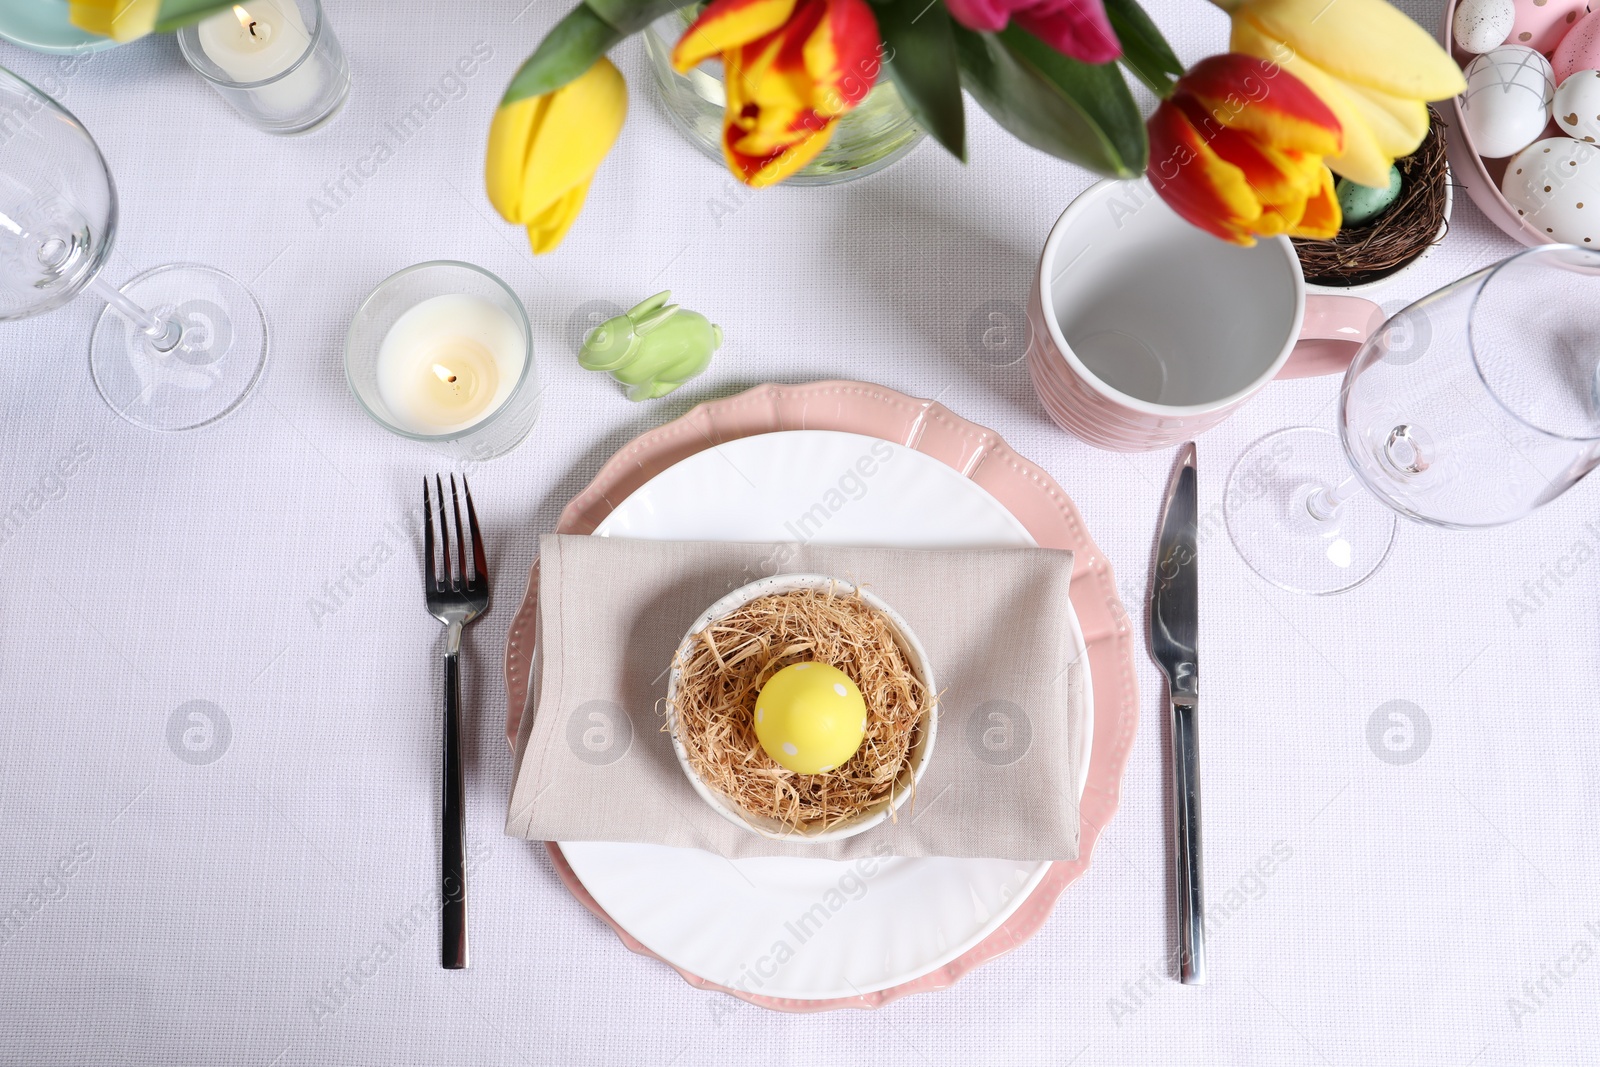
[944,0,1120,64]
[1146,54,1342,246]
[672,0,883,188]
[485,58,628,254]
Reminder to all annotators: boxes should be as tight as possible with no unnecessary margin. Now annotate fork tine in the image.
[423,477,436,590]
[463,477,487,591]
[435,474,452,591]
[449,475,467,591]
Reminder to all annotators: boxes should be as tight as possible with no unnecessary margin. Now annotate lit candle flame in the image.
[432,364,459,385]
[232,5,261,38]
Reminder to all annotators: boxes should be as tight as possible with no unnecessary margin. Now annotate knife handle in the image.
[1170,694,1205,985]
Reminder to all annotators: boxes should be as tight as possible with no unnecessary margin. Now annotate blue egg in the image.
[1336,166,1403,227]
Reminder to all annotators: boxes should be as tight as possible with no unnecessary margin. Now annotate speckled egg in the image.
[752,662,867,775]
[1554,68,1600,139]
[1554,8,1600,82]
[1456,0,1518,53]
[1463,46,1558,157]
[1336,167,1404,225]
[1508,0,1589,54]
[1503,137,1600,243]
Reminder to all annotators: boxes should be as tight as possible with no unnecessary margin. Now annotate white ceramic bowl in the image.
[664,573,938,843]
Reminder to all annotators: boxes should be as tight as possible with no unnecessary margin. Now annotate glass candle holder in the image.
[177,0,350,135]
[346,262,540,463]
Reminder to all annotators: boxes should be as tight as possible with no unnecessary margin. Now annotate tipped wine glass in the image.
[0,64,267,430]
[1226,244,1600,595]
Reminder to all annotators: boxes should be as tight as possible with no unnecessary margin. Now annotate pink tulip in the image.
[944,0,1121,64]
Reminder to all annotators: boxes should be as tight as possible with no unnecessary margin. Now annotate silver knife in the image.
[1150,442,1204,985]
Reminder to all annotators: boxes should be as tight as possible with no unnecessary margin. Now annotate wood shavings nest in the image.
[667,586,931,835]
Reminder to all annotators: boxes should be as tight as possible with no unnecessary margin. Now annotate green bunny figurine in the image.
[578,291,722,401]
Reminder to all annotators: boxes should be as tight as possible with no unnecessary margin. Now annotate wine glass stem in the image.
[88,274,182,352]
[1307,475,1359,522]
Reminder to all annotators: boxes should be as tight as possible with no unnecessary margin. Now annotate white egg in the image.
[1554,69,1600,142]
[1502,137,1600,244]
[1455,0,1516,53]
[1463,46,1557,158]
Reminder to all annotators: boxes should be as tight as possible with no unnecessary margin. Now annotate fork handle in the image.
[442,623,468,970]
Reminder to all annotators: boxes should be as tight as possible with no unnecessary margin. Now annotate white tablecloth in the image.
[2,1,1595,1062]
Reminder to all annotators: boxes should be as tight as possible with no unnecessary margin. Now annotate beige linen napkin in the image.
[507,535,1085,861]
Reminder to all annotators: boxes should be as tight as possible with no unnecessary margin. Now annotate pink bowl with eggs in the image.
[1443,0,1585,245]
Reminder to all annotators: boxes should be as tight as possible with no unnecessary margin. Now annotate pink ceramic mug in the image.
[1026,179,1386,452]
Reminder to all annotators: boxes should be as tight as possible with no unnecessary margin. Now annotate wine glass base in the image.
[1225,427,1398,596]
[90,264,268,432]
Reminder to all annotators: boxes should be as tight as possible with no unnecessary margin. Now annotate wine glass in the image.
[1225,244,1600,595]
[0,65,267,430]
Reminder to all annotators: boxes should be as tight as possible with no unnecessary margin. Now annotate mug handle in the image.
[1275,295,1387,379]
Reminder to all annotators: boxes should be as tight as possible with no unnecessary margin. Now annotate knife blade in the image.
[1149,441,1204,985]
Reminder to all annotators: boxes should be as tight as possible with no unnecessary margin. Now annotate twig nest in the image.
[1293,106,1451,288]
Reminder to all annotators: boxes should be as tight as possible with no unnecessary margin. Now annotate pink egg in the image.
[1509,0,1589,54]
[1555,9,1600,80]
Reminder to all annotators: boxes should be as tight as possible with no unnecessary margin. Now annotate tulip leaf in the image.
[152,0,236,31]
[872,0,966,162]
[587,0,699,35]
[953,25,1145,177]
[504,0,699,104]
[999,27,1147,173]
[1102,0,1182,96]
[503,5,623,104]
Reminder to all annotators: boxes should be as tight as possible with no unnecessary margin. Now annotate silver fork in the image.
[424,474,489,970]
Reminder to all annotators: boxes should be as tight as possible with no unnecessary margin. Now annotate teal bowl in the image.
[0,0,118,55]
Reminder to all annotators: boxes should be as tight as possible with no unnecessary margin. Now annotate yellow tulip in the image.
[1220,0,1466,187]
[485,58,627,254]
[69,0,159,41]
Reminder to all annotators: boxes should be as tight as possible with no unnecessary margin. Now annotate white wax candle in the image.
[197,1,321,113]
[375,294,526,435]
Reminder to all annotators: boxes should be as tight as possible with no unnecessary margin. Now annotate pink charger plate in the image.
[503,380,1140,1012]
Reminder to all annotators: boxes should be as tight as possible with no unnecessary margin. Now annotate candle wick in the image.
[248,20,260,36]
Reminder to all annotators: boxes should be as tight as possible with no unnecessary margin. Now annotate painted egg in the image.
[1502,137,1600,243]
[1456,0,1517,53]
[1554,68,1600,139]
[752,662,867,775]
[1554,8,1600,82]
[1508,0,1588,54]
[1463,46,1557,157]
[1337,166,1403,225]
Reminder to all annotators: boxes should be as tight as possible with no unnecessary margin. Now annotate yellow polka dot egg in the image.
[753,663,867,774]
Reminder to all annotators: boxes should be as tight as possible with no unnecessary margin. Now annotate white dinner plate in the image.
[559,430,1092,1000]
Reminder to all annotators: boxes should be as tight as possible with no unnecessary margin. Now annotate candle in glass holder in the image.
[374,294,526,435]
[196,1,321,112]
